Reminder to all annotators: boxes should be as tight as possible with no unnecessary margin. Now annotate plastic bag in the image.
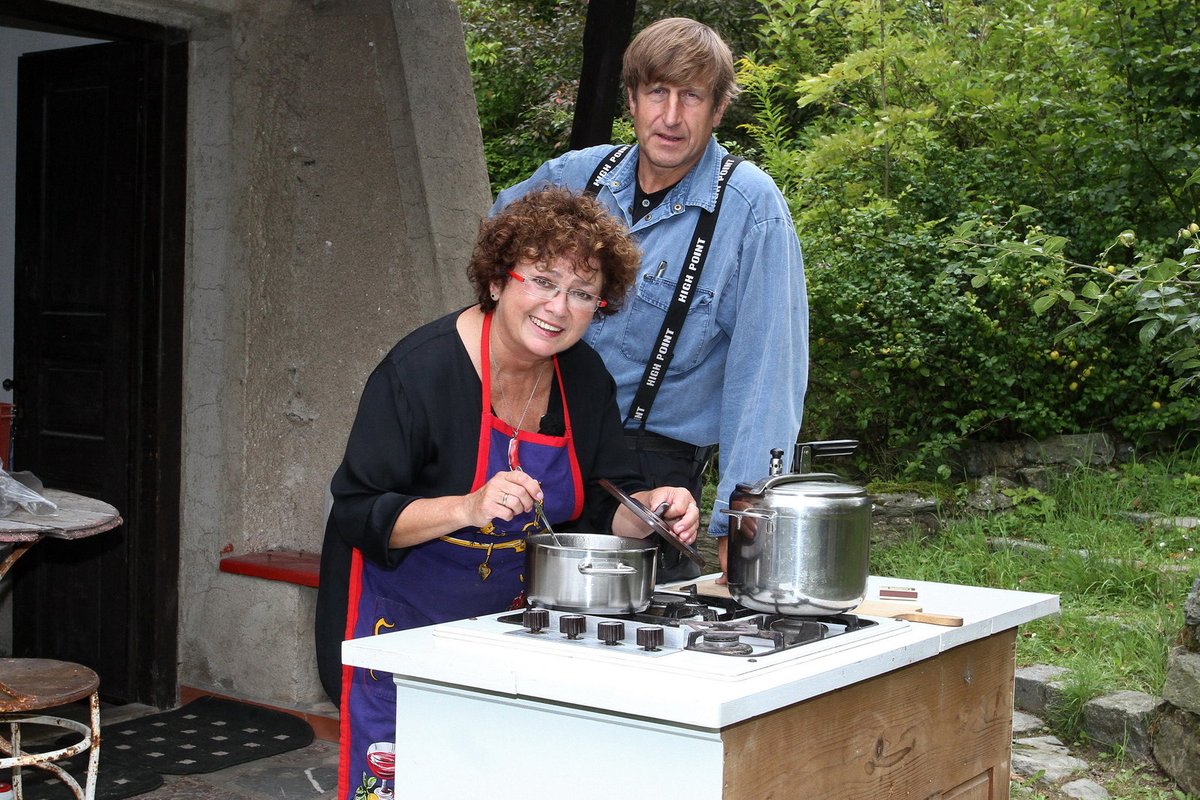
[0,470,58,517]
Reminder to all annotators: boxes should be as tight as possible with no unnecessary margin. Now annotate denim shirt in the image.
[493,138,808,537]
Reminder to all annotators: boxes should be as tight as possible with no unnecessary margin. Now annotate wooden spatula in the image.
[853,599,963,626]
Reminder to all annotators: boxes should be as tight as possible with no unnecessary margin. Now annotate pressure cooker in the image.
[721,440,871,616]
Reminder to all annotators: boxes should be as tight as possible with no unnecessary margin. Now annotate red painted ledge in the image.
[219,550,320,588]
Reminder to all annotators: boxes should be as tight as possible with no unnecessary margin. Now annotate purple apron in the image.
[337,313,584,800]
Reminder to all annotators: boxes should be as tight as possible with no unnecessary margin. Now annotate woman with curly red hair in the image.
[317,188,700,800]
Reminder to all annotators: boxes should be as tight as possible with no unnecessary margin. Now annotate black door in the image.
[11,35,185,707]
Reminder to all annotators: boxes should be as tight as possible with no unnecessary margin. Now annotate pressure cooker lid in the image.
[739,472,868,499]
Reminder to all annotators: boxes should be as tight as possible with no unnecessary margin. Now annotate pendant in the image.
[507,436,521,470]
[478,542,495,581]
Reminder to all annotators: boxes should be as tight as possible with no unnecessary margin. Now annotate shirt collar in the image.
[608,137,727,214]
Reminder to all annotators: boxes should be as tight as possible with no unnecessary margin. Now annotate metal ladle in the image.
[533,498,564,547]
[516,465,564,547]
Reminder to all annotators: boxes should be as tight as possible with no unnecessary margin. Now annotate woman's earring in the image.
[491,293,498,301]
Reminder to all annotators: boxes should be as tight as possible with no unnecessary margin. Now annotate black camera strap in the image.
[586,149,742,430]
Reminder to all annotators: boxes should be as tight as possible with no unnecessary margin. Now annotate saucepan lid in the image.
[598,478,707,569]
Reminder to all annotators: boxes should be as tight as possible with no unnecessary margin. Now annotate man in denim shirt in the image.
[493,17,807,582]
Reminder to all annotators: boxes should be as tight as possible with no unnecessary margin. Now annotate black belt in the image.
[624,431,707,458]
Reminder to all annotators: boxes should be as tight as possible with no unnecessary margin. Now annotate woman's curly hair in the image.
[469,187,641,317]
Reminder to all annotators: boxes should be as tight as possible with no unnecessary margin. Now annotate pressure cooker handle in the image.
[577,561,637,576]
[793,439,859,474]
[720,508,776,522]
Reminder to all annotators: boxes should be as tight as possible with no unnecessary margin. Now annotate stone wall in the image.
[871,432,1136,543]
[1154,577,1200,794]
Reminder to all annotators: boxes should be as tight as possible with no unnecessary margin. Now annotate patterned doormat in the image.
[18,752,162,800]
[22,696,315,800]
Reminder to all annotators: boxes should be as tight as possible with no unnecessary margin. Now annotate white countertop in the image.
[341,575,1059,729]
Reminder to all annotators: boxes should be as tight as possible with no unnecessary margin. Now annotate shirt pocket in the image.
[621,274,715,374]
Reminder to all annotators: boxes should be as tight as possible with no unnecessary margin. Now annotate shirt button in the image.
[673,203,683,212]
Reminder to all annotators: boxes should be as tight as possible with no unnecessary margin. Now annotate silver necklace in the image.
[494,362,545,472]
[493,363,545,434]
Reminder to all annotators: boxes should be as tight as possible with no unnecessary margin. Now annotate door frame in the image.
[5,0,186,707]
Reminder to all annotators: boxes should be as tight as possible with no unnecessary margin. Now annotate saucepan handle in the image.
[578,561,637,576]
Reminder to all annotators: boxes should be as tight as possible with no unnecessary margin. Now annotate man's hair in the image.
[621,17,740,105]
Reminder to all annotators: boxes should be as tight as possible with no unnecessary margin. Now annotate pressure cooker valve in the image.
[636,625,665,652]
[560,614,586,640]
[769,448,785,476]
[597,620,625,646]
[522,607,550,634]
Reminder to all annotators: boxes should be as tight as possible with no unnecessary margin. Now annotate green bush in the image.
[735,0,1200,478]
[465,0,1200,479]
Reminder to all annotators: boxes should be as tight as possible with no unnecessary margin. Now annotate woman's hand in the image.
[388,469,544,548]
[614,486,700,544]
[464,469,545,528]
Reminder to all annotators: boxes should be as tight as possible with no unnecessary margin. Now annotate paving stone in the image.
[1082,689,1162,761]
[1012,735,1090,782]
[1061,778,1110,799]
[1013,708,1046,736]
[1015,664,1069,715]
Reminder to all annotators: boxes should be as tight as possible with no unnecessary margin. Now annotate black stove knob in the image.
[560,614,586,639]
[636,625,665,651]
[522,607,550,633]
[596,620,625,645]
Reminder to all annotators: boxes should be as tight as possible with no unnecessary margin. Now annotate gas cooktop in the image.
[433,589,910,680]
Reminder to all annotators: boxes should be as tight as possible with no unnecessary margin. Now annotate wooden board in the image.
[687,580,923,615]
[853,598,924,616]
[685,579,961,625]
[689,578,731,599]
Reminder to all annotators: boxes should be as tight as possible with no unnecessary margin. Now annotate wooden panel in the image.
[943,771,994,800]
[721,631,1016,800]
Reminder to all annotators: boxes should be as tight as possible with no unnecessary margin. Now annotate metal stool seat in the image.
[0,658,100,800]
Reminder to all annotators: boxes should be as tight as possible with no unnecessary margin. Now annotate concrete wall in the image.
[28,0,490,709]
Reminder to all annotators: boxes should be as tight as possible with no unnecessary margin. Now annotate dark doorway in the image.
[7,3,186,707]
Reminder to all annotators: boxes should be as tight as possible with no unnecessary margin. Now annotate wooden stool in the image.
[0,659,100,800]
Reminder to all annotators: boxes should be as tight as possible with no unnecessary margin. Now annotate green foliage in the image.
[736,0,1200,477]
[468,0,1200,478]
[461,0,588,193]
[954,203,1200,397]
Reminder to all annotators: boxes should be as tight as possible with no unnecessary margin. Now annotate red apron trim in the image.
[337,547,367,799]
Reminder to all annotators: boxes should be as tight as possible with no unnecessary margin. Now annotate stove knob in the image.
[636,625,665,652]
[522,607,550,633]
[596,620,625,646]
[560,614,586,640]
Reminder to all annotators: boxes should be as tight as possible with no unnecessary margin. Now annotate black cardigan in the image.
[315,309,647,702]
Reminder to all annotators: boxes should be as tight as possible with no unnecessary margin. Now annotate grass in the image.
[869,445,1200,799]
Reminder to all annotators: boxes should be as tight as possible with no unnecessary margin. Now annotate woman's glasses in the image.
[508,270,607,311]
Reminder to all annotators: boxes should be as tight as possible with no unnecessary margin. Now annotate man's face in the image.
[628,80,728,191]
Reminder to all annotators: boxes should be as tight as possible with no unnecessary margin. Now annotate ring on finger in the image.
[501,492,509,505]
